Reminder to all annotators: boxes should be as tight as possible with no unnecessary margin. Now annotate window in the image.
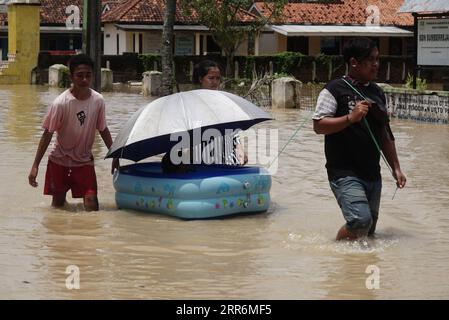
[175,35,194,56]
[321,36,341,55]
[206,35,221,55]
[0,37,7,60]
[287,36,309,54]
[49,38,57,51]
[73,35,82,51]
[405,37,415,56]
[139,33,143,54]
[389,37,403,56]
[369,37,380,50]
[247,33,255,55]
[133,33,136,53]
[116,34,119,54]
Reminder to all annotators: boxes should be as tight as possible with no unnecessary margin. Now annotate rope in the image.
[341,78,393,176]
[341,77,399,199]
[267,109,314,170]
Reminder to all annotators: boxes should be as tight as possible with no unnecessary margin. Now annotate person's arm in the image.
[313,101,371,135]
[381,130,406,188]
[28,129,53,187]
[99,127,119,174]
[235,143,247,165]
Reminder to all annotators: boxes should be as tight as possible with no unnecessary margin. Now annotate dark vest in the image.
[324,77,393,181]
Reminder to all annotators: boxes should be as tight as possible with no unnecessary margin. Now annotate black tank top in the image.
[324,77,394,181]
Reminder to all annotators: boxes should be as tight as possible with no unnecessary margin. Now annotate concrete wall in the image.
[258,32,277,55]
[144,31,162,54]
[309,37,321,56]
[103,24,132,55]
[385,88,449,124]
[103,24,117,55]
[105,30,162,55]
[277,33,287,53]
[125,32,133,53]
[102,28,405,58]
[271,77,302,109]
[146,32,162,54]
[48,64,68,87]
[235,36,249,56]
[0,2,40,84]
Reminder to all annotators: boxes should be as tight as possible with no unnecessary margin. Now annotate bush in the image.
[59,66,70,88]
[139,54,162,72]
[405,73,427,91]
[275,52,305,75]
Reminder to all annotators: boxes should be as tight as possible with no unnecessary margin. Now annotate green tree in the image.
[181,0,286,77]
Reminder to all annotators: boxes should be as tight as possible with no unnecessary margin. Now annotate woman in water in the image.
[162,60,247,173]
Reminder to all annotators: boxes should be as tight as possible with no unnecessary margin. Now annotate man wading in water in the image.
[313,37,406,240]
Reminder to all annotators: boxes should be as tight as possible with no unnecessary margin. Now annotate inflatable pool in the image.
[113,162,271,219]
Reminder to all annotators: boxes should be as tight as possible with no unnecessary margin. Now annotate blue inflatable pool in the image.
[113,162,271,219]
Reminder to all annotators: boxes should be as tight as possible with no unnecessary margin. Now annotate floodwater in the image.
[1,84,449,299]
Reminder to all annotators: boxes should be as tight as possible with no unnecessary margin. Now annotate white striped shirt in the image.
[313,88,338,120]
[192,134,241,166]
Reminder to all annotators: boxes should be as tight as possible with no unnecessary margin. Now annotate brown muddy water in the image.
[0,85,448,299]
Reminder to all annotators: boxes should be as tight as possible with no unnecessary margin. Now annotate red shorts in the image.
[44,160,98,198]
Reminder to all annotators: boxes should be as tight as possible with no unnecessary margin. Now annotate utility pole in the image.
[412,12,418,90]
[83,0,102,92]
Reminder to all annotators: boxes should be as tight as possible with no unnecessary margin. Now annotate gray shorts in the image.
[329,176,382,236]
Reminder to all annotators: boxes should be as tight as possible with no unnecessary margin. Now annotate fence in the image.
[37,52,436,85]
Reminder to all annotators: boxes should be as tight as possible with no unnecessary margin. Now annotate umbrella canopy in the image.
[105,89,273,162]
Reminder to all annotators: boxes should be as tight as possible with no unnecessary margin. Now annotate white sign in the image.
[175,35,194,56]
[418,18,449,66]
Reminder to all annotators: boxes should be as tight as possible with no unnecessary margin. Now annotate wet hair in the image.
[68,54,94,74]
[343,37,377,64]
[192,60,221,84]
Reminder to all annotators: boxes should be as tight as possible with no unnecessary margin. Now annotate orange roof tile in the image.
[102,0,256,24]
[0,0,413,29]
[254,0,414,27]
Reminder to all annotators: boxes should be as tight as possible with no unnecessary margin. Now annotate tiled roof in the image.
[0,0,413,28]
[254,0,414,27]
[102,0,256,24]
[0,0,122,26]
[102,0,197,24]
[40,0,83,25]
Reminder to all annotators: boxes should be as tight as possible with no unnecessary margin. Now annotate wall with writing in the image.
[386,90,449,124]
